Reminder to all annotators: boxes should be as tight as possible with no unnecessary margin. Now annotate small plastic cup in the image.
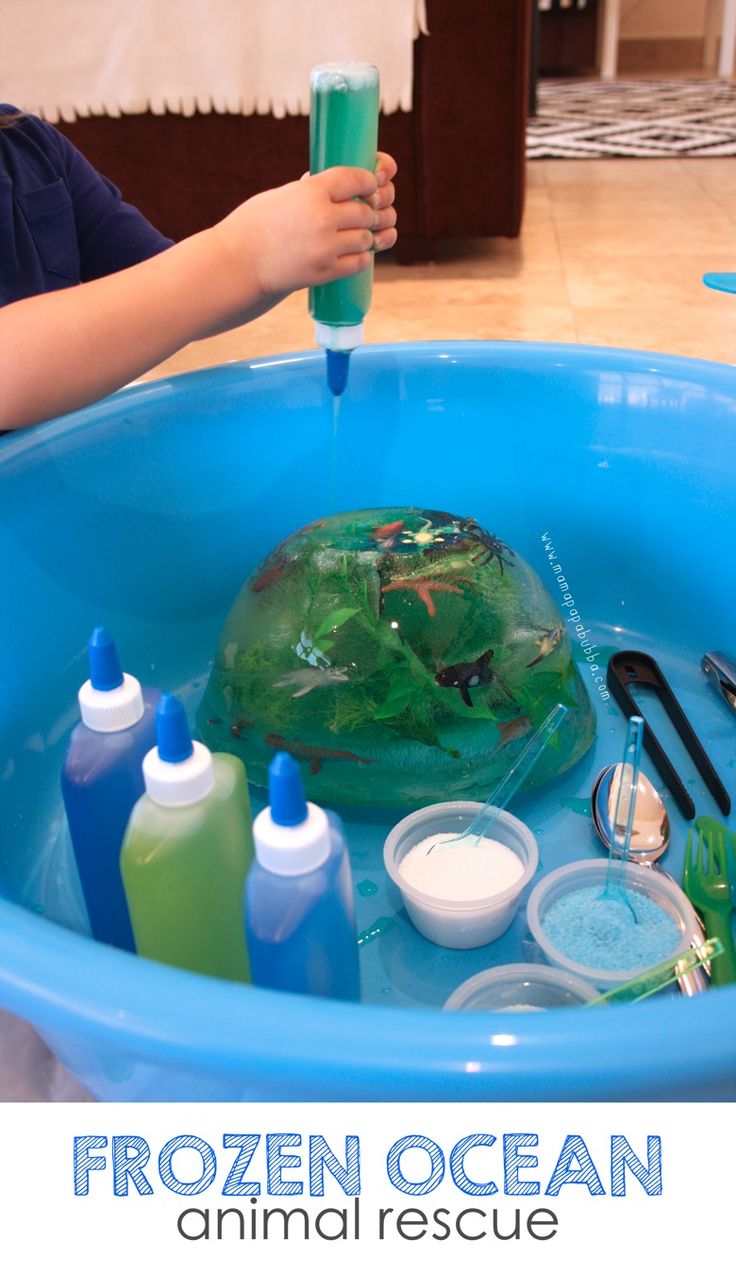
[383,801,538,949]
[526,858,701,991]
[444,963,599,1012]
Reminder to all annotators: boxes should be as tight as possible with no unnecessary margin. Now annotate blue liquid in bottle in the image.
[61,628,160,951]
[246,752,360,1000]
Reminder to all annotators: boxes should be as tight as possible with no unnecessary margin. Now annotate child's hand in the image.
[0,151,397,429]
[372,150,398,220]
[214,160,398,302]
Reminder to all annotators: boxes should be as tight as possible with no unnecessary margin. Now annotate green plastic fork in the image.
[683,828,736,988]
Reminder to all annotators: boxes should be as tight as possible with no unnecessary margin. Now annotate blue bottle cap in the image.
[88,627,124,691]
[326,349,351,397]
[156,693,194,764]
[254,752,330,872]
[269,751,308,827]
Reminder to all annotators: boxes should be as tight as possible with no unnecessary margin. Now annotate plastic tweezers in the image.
[607,650,731,821]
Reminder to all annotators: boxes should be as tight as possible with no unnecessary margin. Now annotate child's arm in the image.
[0,163,397,431]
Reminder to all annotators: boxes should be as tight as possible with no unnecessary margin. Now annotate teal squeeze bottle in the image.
[120,694,253,982]
[308,61,380,396]
[245,752,360,1000]
[61,627,160,952]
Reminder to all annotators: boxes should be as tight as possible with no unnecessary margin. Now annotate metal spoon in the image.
[592,764,670,865]
[591,763,709,994]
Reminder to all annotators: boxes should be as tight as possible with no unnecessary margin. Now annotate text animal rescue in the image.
[73,1128,663,1243]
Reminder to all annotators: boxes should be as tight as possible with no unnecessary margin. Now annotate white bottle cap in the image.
[78,672,144,733]
[142,740,215,808]
[314,320,365,352]
[253,802,331,876]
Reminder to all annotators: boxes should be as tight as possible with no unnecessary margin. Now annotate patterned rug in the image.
[527,79,736,158]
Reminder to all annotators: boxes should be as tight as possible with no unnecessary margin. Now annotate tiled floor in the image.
[140,155,736,384]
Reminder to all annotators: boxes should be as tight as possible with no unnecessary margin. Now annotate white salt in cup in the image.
[444,962,599,1012]
[526,858,701,991]
[383,801,538,949]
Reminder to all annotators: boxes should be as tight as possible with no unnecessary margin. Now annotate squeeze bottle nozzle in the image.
[325,350,350,397]
[78,627,144,733]
[253,751,331,875]
[156,693,194,763]
[269,751,308,826]
[88,626,124,690]
[142,693,214,807]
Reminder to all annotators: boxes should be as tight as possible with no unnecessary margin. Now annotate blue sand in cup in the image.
[542,886,680,971]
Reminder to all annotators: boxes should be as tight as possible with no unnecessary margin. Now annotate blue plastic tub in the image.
[0,341,734,1100]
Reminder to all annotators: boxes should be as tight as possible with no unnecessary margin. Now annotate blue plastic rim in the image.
[0,340,734,1101]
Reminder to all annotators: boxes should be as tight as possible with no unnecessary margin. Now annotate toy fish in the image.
[435,648,498,708]
[230,719,255,739]
[292,630,332,669]
[372,519,405,547]
[274,667,350,698]
[495,714,533,749]
[203,715,253,739]
[251,555,289,593]
[527,625,563,668]
[265,734,375,775]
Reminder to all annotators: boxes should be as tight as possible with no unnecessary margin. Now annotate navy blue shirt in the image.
[0,105,173,305]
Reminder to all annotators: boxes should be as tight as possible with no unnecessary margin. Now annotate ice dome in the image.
[198,508,596,806]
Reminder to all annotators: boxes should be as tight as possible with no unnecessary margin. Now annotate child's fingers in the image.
[374,206,397,233]
[336,228,376,257]
[336,202,397,252]
[329,220,398,276]
[335,221,397,261]
[373,226,398,253]
[317,165,378,202]
[375,151,398,185]
[334,199,379,231]
[335,201,396,233]
[334,249,374,277]
[368,179,396,212]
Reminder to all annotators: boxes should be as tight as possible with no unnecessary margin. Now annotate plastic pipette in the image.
[426,703,568,854]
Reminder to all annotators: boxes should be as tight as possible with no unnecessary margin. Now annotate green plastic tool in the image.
[695,815,736,897]
[683,827,736,988]
[587,938,723,1005]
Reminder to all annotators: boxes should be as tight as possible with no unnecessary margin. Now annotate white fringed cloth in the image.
[2,0,428,122]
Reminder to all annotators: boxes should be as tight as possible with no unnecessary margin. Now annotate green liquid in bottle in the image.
[309,62,379,329]
[120,754,253,982]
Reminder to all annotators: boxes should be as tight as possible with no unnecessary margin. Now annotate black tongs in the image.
[607,651,731,821]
